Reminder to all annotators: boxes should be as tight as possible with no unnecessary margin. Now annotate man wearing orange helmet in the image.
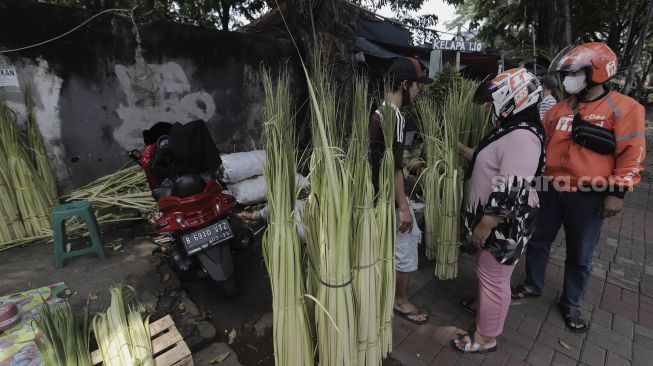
[512,42,646,334]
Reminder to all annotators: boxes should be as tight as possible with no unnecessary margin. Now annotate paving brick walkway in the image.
[390,112,653,366]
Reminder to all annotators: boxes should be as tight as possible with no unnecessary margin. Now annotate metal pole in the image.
[532,24,537,75]
[625,0,653,95]
[455,24,461,70]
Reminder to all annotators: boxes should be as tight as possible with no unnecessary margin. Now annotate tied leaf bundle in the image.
[261,67,314,366]
[0,100,52,238]
[92,285,153,366]
[65,164,155,214]
[25,88,58,205]
[416,98,444,260]
[347,74,381,366]
[302,55,357,366]
[33,299,92,366]
[0,136,25,243]
[376,97,397,357]
[418,76,488,280]
[0,164,154,251]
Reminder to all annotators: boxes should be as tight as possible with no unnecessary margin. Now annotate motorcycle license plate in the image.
[182,219,234,255]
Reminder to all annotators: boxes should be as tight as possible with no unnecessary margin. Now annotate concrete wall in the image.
[0,0,298,192]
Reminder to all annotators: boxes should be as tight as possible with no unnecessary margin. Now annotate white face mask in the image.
[563,74,587,95]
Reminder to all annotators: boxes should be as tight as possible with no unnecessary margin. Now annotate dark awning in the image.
[356,17,412,46]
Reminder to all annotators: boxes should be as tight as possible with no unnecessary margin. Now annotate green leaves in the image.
[92,285,153,366]
[33,299,92,366]
[261,67,314,366]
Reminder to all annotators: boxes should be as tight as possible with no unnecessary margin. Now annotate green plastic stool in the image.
[51,201,106,269]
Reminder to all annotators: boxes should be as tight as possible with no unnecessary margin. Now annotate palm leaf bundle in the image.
[0,100,52,237]
[0,164,153,251]
[416,98,445,261]
[261,67,314,366]
[92,285,153,366]
[301,55,357,366]
[347,74,381,366]
[418,77,488,280]
[33,299,92,366]
[0,140,25,243]
[64,165,154,213]
[375,97,397,358]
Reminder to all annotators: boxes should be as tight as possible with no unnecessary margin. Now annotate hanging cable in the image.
[0,7,134,54]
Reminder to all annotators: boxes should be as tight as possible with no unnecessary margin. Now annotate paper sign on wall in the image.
[0,67,19,87]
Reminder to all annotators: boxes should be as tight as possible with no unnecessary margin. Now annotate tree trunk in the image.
[561,0,571,46]
[641,50,653,89]
[286,0,357,136]
[625,0,653,94]
[536,0,571,54]
[605,1,623,53]
[219,1,231,30]
[535,0,553,50]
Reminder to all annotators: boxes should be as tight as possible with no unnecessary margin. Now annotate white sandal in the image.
[450,333,497,354]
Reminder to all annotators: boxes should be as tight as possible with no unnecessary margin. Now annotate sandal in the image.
[393,307,429,325]
[559,305,588,334]
[450,332,497,354]
[460,297,477,314]
[511,284,541,300]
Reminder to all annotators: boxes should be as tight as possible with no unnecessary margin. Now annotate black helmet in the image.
[171,174,206,198]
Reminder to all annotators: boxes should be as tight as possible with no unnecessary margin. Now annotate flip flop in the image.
[450,333,497,355]
[559,305,588,334]
[393,307,429,325]
[511,284,541,300]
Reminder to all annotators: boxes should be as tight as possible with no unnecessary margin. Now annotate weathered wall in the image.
[0,0,298,192]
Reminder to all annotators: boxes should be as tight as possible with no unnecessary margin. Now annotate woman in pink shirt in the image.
[451,68,545,354]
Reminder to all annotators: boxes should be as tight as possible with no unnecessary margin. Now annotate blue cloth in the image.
[524,189,605,310]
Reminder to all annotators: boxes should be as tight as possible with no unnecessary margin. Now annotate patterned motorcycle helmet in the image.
[549,42,618,85]
[473,68,543,119]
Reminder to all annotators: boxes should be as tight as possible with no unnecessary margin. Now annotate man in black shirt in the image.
[370,57,433,324]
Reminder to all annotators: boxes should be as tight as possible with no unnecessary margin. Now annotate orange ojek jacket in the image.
[542,90,646,191]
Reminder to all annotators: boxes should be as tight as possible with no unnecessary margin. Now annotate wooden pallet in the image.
[91,315,193,366]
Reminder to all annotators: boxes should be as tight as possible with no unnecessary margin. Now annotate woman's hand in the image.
[468,222,492,249]
[468,215,502,249]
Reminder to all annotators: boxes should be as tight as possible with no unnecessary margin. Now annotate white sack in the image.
[228,174,309,205]
[220,150,266,183]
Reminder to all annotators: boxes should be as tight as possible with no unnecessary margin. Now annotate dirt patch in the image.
[179,231,275,366]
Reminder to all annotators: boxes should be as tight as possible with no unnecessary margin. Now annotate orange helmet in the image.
[549,42,618,85]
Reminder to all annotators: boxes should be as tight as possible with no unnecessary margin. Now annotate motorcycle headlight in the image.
[174,213,185,227]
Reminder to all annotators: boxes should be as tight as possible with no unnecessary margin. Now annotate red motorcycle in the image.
[129,120,251,296]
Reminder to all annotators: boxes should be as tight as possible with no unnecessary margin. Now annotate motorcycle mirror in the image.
[128,149,142,161]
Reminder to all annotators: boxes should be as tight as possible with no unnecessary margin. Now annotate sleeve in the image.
[607,102,646,195]
[484,130,541,217]
[538,102,547,120]
[369,111,384,181]
[393,115,405,169]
